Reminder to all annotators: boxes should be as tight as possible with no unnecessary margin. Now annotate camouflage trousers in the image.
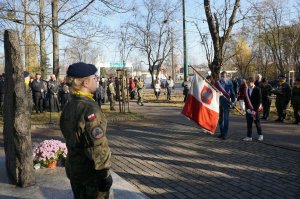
[108,94,116,110]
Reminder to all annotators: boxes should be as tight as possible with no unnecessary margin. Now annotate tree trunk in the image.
[52,0,59,77]
[204,0,240,79]
[149,69,155,89]
[4,30,35,187]
[209,58,222,80]
[24,0,29,70]
[39,0,47,77]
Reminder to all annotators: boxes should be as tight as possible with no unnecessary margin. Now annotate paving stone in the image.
[107,103,300,199]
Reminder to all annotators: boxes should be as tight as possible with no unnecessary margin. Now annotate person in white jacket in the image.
[154,79,161,100]
[166,76,174,100]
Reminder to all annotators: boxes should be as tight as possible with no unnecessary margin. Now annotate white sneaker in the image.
[258,135,264,141]
[243,137,252,141]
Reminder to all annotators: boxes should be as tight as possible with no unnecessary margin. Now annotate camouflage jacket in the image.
[272,82,291,103]
[60,94,111,183]
[136,81,144,90]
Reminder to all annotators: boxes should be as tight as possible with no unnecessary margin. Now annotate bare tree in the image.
[64,38,101,64]
[129,0,178,87]
[1,0,133,77]
[256,0,300,77]
[119,24,135,66]
[203,0,242,79]
[39,0,47,76]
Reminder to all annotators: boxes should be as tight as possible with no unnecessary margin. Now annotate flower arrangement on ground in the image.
[33,139,68,168]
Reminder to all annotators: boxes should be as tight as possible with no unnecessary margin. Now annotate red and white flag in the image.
[182,74,220,133]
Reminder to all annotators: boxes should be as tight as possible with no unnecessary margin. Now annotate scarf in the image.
[72,90,95,101]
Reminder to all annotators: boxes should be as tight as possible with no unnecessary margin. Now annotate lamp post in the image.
[182,0,188,81]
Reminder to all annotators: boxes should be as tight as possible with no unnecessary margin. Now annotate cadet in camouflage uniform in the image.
[107,77,116,111]
[136,77,144,106]
[60,62,112,199]
[291,77,300,124]
[271,75,292,122]
[259,78,273,120]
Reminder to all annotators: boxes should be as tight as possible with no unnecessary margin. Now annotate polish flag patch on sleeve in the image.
[87,113,96,121]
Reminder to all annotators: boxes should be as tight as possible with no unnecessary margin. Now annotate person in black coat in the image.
[243,76,263,142]
[48,74,60,112]
[260,78,273,120]
[271,75,292,122]
[31,72,46,114]
[93,81,103,108]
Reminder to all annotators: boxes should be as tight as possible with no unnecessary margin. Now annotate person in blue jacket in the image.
[215,71,236,140]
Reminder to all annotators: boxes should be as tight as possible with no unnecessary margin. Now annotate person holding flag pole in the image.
[182,66,243,136]
[182,66,220,134]
[214,71,237,140]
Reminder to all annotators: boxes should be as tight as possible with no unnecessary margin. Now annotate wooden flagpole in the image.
[188,65,244,116]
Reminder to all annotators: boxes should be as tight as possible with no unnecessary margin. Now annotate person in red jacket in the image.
[129,77,135,100]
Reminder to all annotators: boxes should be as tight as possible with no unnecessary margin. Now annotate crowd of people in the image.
[0,71,151,114]
[189,72,300,141]
[233,73,300,126]
[0,69,298,131]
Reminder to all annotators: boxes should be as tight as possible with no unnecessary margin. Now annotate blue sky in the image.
[97,0,300,66]
[0,0,299,71]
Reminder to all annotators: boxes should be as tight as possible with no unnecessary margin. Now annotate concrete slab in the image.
[0,156,148,199]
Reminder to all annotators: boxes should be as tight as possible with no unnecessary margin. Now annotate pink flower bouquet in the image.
[33,139,68,167]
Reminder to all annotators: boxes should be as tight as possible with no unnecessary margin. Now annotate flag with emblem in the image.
[182,73,220,133]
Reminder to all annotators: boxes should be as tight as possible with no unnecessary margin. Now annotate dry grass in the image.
[0,106,148,127]
[139,89,185,107]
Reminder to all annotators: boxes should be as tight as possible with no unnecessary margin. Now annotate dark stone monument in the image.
[3,29,36,187]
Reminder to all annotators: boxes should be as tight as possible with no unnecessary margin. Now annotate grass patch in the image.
[101,106,150,122]
[139,90,185,107]
[0,107,149,127]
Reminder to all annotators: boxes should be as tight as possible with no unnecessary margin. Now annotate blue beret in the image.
[23,71,29,78]
[67,62,97,78]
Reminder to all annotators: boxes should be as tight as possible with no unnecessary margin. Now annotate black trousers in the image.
[246,112,262,138]
[167,87,172,100]
[275,100,288,120]
[70,174,112,199]
[262,98,271,118]
[293,102,300,123]
[34,92,44,112]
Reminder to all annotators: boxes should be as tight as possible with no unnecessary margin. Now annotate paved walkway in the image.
[108,102,300,198]
[0,102,299,198]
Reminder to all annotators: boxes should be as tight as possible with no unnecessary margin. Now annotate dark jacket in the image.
[31,79,45,93]
[245,86,262,111]
[260,83,272,100]
[272,82,291,105]
[292,85,300,105]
